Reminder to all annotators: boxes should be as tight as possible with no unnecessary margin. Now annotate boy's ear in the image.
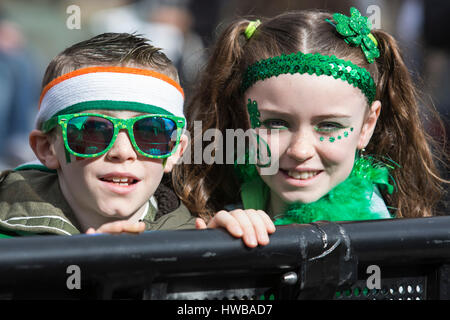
[358,100,381,150]
[29,130,61,169]
[163,134,188,173]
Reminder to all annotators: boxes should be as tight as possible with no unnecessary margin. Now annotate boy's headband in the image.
[242,51,376,104]
[36,66,185,129]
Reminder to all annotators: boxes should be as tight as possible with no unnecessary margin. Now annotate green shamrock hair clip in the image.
[326,7,380,64]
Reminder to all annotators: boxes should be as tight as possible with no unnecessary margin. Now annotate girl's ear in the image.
[29,130,61,169]
[358,100,381,150]
[163,134,189,173]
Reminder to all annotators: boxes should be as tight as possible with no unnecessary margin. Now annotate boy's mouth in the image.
[99,173,140,186]
[100,177,138,186]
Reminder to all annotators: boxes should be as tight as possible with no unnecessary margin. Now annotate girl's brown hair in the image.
[173,10,447,220]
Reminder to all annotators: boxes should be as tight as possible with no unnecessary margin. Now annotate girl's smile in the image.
[279,168,323,187]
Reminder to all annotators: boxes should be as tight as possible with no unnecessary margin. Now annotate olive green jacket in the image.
[0,168,196,238]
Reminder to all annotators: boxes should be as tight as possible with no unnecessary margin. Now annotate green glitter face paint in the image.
[315,125,354,143]
[248,99,355,143]
[247,99,261,128]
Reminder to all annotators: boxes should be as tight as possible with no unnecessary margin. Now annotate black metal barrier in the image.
[0,216,449,300]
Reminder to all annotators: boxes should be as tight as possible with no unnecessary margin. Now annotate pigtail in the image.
[369,29,447,217]
[173,19,254,220]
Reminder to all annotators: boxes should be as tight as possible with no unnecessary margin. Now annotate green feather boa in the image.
[235,155,396,225]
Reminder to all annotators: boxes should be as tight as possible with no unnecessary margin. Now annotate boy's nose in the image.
[106,130,138,162]
[285,130,315,162]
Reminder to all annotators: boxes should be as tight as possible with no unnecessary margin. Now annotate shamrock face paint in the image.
[247,99,261,128]
[245,72,380,214]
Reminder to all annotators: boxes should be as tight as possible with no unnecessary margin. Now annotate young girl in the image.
[175,8,446,243]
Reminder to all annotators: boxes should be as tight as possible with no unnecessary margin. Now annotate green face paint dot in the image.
[344,131,349,137]
[319,136,324,142]
[329,137,335,142]
[338,136,342,139]
[350,127,354,131]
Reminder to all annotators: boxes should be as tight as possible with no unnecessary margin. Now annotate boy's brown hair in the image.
[42,33,179,89]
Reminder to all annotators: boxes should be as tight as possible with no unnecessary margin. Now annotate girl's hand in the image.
[86,221,145,235]
[196,209,276,248]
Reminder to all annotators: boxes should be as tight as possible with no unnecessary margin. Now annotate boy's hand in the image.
[86,221,145,235]
[195,209,276,248]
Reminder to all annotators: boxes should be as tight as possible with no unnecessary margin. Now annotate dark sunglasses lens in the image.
[67,116,114,155]
[133,117,177,156]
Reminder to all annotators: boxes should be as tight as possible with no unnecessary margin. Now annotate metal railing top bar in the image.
[0,216,449,289]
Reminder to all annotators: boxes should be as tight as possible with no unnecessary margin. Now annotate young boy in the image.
[0,33,194,236]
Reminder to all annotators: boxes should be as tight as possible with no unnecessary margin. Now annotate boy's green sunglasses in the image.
[42,113,185,160]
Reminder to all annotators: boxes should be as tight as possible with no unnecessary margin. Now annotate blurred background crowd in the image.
[0,0,448,209]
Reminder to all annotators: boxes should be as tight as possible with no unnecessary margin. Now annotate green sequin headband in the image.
[242,51,376,104]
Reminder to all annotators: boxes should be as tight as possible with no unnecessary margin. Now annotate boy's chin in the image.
[97,203,143,219]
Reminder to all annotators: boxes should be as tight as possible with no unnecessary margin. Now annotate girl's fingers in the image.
[204,209,275,248]
[208,211,244,237]
[247,210,270,245]
[230,210,258,248]
[256,210,276,234]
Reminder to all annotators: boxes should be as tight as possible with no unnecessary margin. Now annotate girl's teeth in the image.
[287,170,319,180]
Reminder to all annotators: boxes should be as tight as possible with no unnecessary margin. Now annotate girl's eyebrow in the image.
[258,109,352,120]
[258,109,293,117]
[312,113,352,120]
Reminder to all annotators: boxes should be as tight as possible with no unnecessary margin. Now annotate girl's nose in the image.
[106,130,138,162]
[285,130,315,162]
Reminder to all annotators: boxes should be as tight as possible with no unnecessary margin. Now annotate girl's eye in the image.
[314,122,346,133]
[261,119,289,130]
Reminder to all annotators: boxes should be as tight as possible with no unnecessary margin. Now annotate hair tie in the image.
[244,19,261,40]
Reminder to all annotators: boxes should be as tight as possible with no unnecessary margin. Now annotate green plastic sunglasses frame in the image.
[42,112,186,160]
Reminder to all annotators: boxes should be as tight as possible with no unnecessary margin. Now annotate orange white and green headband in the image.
[36,66,185,129]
